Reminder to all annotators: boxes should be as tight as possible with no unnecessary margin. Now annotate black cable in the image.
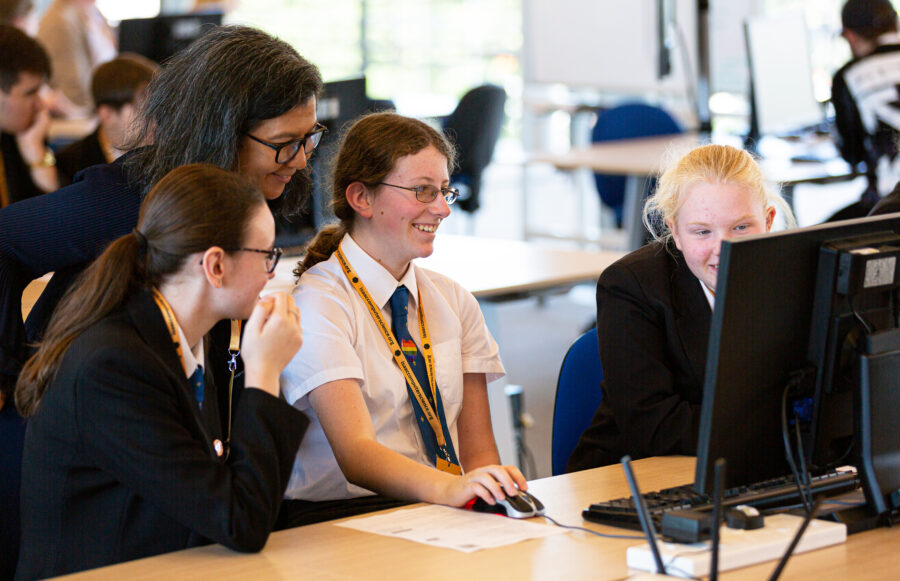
[768,496,825,581]
[540,514,645,540]
[850,294,874,334]
[792,415,815,512]
[780,383,813,514]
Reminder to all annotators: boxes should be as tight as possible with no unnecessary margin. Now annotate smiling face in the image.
[668,181,775,293]
[354,145,452,278]
[236,98,318,200]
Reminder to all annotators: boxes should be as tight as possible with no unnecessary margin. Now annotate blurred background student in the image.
[56,54,158,186]
[0,0,37,34]
[0,25,57,209]
[830,0,900,220]
[36,0,116,117]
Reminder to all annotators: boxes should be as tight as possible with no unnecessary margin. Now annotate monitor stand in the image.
[856,329,900,521]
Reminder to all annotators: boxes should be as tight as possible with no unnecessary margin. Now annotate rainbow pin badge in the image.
[400,338,418,365]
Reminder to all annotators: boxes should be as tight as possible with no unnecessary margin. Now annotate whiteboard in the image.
[523,0,698,95]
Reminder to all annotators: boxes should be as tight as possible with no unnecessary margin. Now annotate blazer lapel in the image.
[125,290,219,456]
[670,250,712,386]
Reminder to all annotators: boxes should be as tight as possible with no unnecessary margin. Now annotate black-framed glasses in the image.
[224,247,283,273]
[245,123,327,164]
[378,182,459,205]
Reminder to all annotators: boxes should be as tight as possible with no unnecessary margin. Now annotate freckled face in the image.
[668,181,775,292]
[236,98,318,200]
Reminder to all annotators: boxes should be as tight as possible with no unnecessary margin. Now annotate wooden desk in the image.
[60,456,900,580]
[268,234,625,302]
[530,134,861,250]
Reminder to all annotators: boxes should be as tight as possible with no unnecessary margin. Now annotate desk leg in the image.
[781,183,795,214]
[478,300,518,468]
[623,174,651,251]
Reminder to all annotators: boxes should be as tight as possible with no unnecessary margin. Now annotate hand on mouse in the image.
[440,464,527,507]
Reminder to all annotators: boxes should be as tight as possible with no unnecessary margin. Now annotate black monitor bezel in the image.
[694,213,900,494]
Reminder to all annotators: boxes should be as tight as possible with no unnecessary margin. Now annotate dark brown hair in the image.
[91,53,158,110]
[0,24,49,92]
[16,164,264,416]
[295,112,456,277]
[123,25,323,216]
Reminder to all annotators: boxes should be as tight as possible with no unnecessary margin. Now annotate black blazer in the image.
[56,129,108,187]
[567,242,711,471]
[16,290,308,580]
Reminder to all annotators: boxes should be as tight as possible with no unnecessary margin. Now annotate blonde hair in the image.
[643,144,796,245]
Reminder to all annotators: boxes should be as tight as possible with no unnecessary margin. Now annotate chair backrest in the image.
[552,327,604,476]
[442,84,507,212]
[592,102,683,225]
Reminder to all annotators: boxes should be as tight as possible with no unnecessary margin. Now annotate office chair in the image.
[442,84,507,213]
[592,102,683,227]
[551,327,604,476]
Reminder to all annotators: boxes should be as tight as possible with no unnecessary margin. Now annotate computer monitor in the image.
[119,12,223,64]
[744,12,824,139]
[694,214,900,502]
[317,77,369,134]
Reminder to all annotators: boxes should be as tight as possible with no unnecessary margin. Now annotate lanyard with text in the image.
[152,288,187,371]
[335,246,461,475]
[151,288,234,459]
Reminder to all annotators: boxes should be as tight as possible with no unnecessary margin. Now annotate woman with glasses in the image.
[0,25,323,411]
[276,113,526,527]
[14,165,306,578]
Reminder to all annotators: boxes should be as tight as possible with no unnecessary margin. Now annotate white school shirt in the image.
[281,233,505,501]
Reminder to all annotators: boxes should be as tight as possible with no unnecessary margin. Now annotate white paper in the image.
[335,505,568,553]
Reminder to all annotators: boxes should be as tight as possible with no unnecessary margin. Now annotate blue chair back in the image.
[592,102,683,226]
[552,327,604,476]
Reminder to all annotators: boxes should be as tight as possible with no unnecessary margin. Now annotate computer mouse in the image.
[725,505,765,530]
[518,489,546,515]
[471,492,537,518]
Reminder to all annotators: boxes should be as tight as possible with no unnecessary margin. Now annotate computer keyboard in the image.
[583,469,860,530]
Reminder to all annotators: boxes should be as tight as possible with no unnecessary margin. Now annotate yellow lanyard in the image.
[151,288,234,459]
[151,288,186,371]
[335,246,458,473]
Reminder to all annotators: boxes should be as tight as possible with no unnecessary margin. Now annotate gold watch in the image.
[29,149,56,169]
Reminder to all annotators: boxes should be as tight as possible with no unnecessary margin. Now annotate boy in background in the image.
[57,54,157,185]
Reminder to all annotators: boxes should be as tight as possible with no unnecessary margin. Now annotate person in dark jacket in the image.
[0,25,323,406]
[56,54,157,186]
[14,164,307,579]
[828,0,900,220]
[567,144,794,471]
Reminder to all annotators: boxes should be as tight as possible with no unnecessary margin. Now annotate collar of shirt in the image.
[876,32,900,47]
[700,279,715,310]
[172,314,205,379]
[341,233,420,311]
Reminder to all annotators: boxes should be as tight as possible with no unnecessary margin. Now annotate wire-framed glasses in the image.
[378,182,460,205]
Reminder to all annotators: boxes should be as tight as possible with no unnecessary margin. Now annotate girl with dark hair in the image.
[277,113,525,527]
[14,164,307,579]
[0,24,323,407]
